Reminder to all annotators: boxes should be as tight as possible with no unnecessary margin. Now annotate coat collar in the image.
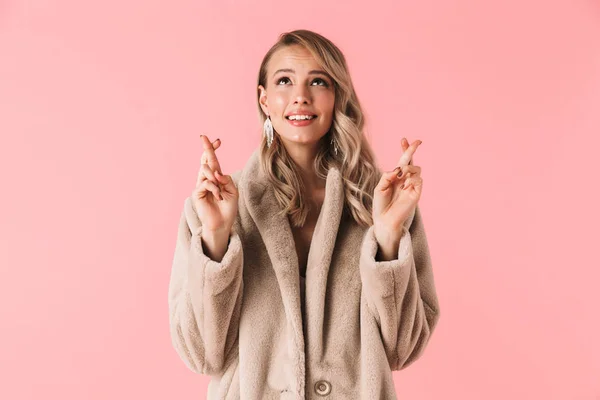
[239,149,345,313]
[239,149,345,396]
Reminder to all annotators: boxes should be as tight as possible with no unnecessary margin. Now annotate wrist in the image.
[373,224,403,262]
[373,224,401,245]
[201,227,231,262]
[203,225,231,237]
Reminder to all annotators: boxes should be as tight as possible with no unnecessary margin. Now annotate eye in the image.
[275,76,330,87]
[312,78,329,87]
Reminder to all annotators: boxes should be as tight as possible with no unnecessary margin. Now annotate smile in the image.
[286,115,317,126]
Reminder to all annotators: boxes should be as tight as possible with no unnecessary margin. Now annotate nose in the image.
[293,84,311,104]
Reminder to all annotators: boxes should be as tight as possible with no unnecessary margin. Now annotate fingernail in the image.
[397,171,403,178]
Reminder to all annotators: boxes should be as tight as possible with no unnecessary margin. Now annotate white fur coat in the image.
[168,149,440,399]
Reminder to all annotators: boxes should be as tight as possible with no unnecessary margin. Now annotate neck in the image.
[280,139,326,192]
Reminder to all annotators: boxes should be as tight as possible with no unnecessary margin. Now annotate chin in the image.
[279,126,328,140]
[282,132,327,145]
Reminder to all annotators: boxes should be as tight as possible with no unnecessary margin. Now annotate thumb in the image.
[215,171,235,192]
[378,168,400,192]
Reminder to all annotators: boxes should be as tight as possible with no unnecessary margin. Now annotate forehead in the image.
[268,45,321,74]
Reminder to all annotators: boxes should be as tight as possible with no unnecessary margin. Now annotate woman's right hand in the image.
[192,135,239,236]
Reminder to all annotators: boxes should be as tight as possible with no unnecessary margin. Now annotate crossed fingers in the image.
[200,135,222,172]
[196,135,222,189]
[395,138,421,169]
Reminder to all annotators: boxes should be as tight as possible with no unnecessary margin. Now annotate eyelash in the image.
[276,77,329,87]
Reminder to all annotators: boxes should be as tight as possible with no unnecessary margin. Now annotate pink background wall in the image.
[1,0,599,399]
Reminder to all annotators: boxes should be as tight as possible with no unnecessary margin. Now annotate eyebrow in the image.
[272,68,331,79]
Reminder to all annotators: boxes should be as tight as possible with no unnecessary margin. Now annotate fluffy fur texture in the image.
[168,149,440,399]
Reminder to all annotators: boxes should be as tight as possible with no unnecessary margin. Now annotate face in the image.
[258,45,335,149]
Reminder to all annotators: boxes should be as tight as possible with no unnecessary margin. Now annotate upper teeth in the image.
[288,115,315,120]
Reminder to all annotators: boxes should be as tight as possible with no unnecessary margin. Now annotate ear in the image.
[258,85,269,116]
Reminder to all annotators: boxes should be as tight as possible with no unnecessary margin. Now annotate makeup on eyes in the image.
[275,76,329,87]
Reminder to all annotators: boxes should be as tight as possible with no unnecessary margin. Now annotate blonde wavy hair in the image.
[256,29,382,228]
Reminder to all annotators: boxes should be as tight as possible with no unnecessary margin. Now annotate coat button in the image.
[314,380,331,396]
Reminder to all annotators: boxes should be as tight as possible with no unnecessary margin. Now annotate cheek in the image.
[271,93,288,113]
[317,93,335,116]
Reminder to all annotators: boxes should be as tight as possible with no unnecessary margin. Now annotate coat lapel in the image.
[304,163,344,354]
[240,150,304,341]
[239,149,345,396]
[239,150,306,397]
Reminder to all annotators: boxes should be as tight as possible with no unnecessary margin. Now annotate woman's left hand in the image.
[372,138,423,258]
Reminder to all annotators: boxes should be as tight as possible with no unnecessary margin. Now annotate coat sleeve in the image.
[168,196,244,376]
[359,204,440,371]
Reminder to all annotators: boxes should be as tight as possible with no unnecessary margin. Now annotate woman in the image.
[168,29,440,399]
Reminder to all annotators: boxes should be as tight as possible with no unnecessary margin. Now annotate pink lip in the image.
[286,116,316,127]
